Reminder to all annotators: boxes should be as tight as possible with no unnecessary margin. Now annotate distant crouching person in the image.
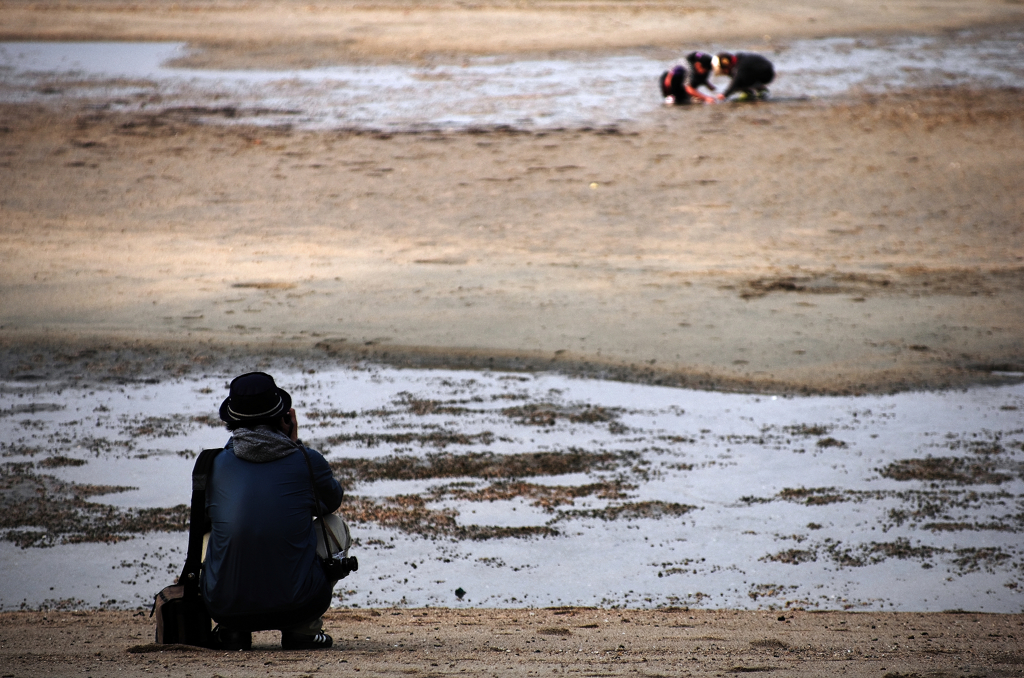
[713,52,775,100]
[660,51,719,105]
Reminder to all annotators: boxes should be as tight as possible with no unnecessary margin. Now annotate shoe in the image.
[212,625,252,651]
[281,631,333,650]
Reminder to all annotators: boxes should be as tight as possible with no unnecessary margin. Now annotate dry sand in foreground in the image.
[1,608,1022,677]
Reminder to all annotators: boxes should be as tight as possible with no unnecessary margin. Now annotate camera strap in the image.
[298,446,336,559]
[180,447,223,595]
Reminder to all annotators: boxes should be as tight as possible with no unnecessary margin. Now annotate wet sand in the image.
[2,2,1024,395]
[4,0,1023,67]
[2,86,1023,393]
[3,367,1021,613]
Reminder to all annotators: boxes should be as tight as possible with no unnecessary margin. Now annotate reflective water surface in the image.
[1,29,1022,131]
[2,367,1021,612]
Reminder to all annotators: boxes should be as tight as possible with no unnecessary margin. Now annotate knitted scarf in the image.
[231,425,300,463]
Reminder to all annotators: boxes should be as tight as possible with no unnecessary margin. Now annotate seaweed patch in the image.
[330,449,640,483]
[878,457,1013,485]
[0,463,188,548]
[339,495,559,540]
[761,537,1002,573]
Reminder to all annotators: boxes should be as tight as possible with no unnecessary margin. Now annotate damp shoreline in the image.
[2,358,1021,613]
[2,27,1023,132]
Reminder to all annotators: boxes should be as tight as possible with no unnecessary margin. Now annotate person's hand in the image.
[286,408,299,443]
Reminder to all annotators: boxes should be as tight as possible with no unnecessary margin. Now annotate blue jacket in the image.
[201,436,343,621]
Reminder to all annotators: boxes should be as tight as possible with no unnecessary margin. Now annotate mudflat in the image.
[2,1,1024,395]
[1,2,1024,676]
[2,86,1023,392]
[3,0,1022,67]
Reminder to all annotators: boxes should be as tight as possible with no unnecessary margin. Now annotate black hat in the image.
[219,372,292,425]
[686,51,713,69]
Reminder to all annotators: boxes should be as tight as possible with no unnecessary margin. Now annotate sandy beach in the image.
[2,607,1023,677]
[1,1,1023,395]
[4,0,1023,66]
[1,1,1023,675]
[2,86,1023,393]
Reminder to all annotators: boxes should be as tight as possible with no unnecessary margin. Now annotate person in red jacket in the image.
[659,51,718,105]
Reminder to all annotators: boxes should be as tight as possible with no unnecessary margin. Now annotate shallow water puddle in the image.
[1,367,1022,612]
[1,28,1022,130]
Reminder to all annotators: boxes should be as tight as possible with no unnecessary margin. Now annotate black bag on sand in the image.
[152,583,212,646]
[151,448,222,646]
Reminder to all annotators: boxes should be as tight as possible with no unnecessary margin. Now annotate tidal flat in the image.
[2,363,1021,613]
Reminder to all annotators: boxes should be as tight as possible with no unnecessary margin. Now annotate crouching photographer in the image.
[202,372,355,651]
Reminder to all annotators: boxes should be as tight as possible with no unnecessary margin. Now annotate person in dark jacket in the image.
[712,52,775,100]
[659,51,718,105]
[202,371,344,651]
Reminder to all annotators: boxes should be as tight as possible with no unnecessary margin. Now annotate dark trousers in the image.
[210,585,332,633]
